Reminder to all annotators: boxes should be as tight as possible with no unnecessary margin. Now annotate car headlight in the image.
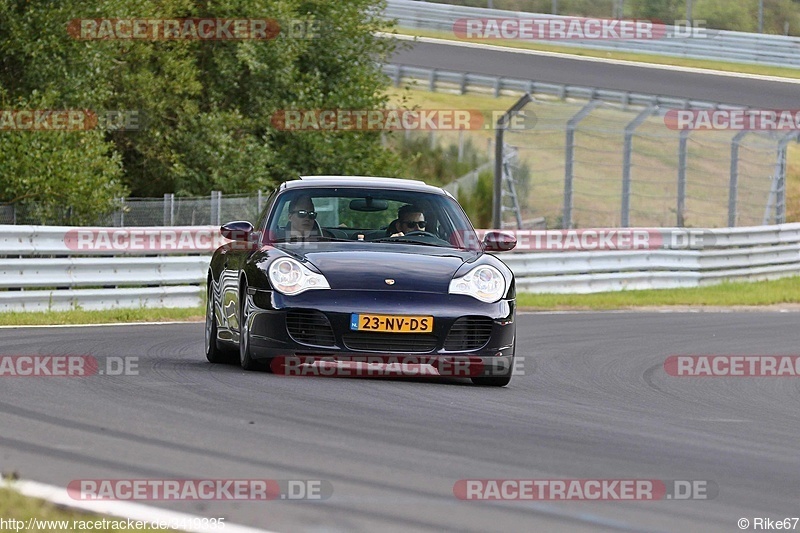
[268,258,330,295]
[448,265,506,303]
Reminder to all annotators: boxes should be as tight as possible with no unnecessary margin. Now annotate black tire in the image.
[205,283,234,364]
[471,357,514,387]
[471,374,513,387]
[239,281,261,371]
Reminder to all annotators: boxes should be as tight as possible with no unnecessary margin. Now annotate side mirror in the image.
[482,231,516,252]
[220,221,254,242]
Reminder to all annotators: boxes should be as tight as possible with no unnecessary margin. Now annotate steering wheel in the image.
[402,230,438,238]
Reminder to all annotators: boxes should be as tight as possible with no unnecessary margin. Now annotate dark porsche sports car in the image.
[205,176,518,386]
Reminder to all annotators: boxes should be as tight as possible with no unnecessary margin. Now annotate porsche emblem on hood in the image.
[384,279,395,285]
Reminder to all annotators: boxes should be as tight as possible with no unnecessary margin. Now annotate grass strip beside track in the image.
[517,276,800,310]
[0,307,204,326]
[0,487,167,532]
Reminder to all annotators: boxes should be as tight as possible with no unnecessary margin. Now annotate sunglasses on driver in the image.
[402,220,426,229]
[290,210,317,220]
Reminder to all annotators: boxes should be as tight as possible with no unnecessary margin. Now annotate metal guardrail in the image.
[480,223,800,293]
[385,0,800,68]
[382,63,743,110]
[0,225,219,312]
[0,223,798,310]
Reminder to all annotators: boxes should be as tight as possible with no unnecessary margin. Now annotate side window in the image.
[256,190,277,233]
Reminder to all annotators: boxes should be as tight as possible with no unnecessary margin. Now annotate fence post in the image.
[392,65,402,87]
[621,105,656,227]
[563,100,602,229]
[258,190,263,214]
[729,131,748,227]
[118,197,125,227]
[210,191,218,226]
[765,131,800,225]
[163,193,175,226]
[677,129,690,227]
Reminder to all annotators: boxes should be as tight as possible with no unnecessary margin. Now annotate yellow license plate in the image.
[350,314,433,333]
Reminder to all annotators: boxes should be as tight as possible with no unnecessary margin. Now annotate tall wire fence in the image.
[0,192,269,227]
[495,98,794,229]
[1,99,794,230]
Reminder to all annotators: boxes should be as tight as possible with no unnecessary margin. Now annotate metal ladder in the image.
[500,145,523,229]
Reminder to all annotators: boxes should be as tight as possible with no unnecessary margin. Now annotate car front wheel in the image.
[471,356,514,387]
[239,282,262,371]
[205,283,234,364]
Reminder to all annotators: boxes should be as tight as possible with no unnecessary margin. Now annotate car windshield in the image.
[265,187,480,251]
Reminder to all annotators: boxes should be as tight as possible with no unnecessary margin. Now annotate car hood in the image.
[277,243,477,293]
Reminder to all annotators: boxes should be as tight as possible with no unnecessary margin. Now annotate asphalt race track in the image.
[1,313,799,532]
[390,39,800,108]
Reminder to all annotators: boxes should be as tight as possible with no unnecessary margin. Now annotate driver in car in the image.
[389,204,426,237]
[286,194,318,239]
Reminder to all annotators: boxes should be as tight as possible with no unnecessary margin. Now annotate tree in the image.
[628,0,683,22]
[0,0,402,219]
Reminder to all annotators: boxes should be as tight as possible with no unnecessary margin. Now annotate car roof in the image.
[281,175,448,195]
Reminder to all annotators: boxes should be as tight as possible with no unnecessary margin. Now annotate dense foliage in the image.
[0,0,402,223]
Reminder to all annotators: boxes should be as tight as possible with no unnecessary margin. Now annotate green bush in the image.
[457,170,493,228]
[388,132,489,187]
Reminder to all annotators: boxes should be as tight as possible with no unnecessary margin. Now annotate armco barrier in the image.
[0,225,222,312]
[0,223,798,311]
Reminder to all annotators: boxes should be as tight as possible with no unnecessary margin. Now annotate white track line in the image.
[391,33,800,84]
[6,479,277,533]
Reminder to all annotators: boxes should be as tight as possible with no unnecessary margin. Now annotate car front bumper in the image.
[244,289,515,377]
